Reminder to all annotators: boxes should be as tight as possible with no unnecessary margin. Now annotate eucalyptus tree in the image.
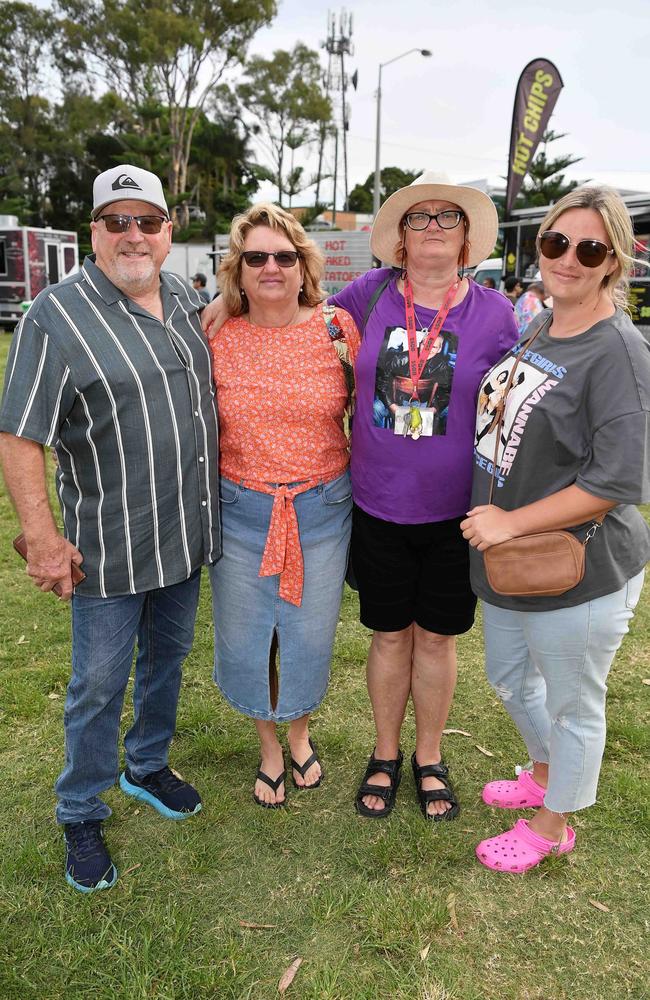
[56,0,277,225]
[237,44,332,206]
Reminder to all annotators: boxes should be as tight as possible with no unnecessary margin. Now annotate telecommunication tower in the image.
[318,9,357,219]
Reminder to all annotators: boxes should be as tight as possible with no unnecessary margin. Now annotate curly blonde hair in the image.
[537,185,645,311]
[217,203,326,315]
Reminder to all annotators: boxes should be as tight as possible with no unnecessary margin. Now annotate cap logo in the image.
[111,173,143,192]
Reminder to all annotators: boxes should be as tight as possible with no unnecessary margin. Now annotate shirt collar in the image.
[81,255,196,319]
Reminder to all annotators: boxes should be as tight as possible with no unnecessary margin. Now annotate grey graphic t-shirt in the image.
[470,308,650,610]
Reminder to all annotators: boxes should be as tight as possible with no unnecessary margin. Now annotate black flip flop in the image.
[290,737,323,790]
[253,765,287,809]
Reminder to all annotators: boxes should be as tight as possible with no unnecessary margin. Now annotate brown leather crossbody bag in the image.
[482,321,602,597]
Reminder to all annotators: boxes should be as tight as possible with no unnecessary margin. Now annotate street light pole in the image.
[372,48,432,220]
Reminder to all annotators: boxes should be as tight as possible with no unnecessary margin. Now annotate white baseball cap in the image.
[91,164,169,219]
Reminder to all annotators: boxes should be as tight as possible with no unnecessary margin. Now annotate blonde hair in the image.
[537,185,644,311]
[217,203,325,315]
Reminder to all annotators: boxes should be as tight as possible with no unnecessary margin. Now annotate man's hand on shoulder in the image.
[201,296,229,340]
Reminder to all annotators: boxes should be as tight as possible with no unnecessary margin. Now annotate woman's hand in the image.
[201,296,229,340]
[460,505,516,551]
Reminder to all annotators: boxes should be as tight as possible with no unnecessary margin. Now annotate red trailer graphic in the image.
[0,215,78,325]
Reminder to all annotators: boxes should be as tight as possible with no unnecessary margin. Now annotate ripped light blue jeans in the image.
[482,570,644,813]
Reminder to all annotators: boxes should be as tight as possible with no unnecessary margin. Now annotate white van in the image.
[472,257,503,289]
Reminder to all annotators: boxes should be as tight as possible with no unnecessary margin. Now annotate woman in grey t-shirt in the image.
[461,185,650,873]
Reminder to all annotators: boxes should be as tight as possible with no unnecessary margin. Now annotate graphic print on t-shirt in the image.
[372,325,458,434]
[475,354,560,475]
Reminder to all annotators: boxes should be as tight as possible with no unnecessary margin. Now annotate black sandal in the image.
[355,749,403,818]
[291,737,323,790]
[411,753,460,821]
[253,763,287,809]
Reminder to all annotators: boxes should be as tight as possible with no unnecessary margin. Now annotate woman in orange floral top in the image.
[209,204,360,808]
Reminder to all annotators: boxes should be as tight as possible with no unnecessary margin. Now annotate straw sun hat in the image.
[370,171,499,269]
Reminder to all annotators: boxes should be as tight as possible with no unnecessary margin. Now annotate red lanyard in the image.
[403,276,459,401]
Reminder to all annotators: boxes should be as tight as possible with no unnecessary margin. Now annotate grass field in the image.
[0,333,648,1000]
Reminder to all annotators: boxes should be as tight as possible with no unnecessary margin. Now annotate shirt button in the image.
[199,456,204,463]
[194,410,199,416]
[202,500,207,507]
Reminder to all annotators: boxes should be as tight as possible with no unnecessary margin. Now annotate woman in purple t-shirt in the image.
[330,172,518,821]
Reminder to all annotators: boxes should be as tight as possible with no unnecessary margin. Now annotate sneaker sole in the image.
[65,865,118,894]
[119,772,202,820]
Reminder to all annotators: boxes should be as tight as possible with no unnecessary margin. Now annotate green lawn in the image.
[0,333,648,1000]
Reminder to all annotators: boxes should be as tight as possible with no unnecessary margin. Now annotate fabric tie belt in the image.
[235,469,345,607]
[256,480,314,606]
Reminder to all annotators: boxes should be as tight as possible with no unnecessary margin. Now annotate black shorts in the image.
[350,504,477,635]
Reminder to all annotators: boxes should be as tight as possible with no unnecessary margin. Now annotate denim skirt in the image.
[209,470,352,722]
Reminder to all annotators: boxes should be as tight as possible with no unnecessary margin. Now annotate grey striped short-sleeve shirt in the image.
[0,256,220,596]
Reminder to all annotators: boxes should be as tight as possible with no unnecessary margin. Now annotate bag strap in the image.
[361,270,398,336]
[322,303,355,415]
[486,316,604,544]
[488,319,548,504]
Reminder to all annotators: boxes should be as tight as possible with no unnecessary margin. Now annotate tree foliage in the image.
[55,0,277,225]
[0,2,57,222]
[347,167,422,213]
[238,44,332,206]
[516,130,583,208]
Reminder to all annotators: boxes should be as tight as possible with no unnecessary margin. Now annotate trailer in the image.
[0,215,79,326]
[162,243,217,299]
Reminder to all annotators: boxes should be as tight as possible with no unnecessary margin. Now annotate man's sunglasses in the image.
[240,250,301,268]
[404,210,464,231]
[538,230,615,268]
[97,214,168,234]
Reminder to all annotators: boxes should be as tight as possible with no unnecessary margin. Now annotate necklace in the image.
[403,275,463,331]
[413,303,429,333]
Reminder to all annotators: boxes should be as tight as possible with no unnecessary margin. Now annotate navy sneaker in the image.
[119,766,202,820]
[64,821,118,894]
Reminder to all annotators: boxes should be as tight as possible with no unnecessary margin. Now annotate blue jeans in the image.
[482,570,644,813]
[55,570,201,824]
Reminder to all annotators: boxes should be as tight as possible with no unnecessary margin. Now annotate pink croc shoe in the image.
[482,769,546,809]
[476,818,576,873]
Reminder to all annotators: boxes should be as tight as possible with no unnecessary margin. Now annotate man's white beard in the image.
[113,257,156,296]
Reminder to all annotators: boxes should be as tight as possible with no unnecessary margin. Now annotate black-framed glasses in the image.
[538,230,615,268]
[240,250,301,268]
[404,210,465,231]
[97,214,168,234]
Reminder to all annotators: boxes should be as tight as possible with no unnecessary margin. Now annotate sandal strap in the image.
[418,787,455,805]
[363,751,403,783]
[255,768,286,793]
[413,759,449,781]
[357,781,393,804]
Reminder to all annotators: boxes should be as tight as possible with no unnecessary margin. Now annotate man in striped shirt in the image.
[0,165,220,893]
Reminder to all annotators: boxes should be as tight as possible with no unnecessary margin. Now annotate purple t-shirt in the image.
[330,268,518,523]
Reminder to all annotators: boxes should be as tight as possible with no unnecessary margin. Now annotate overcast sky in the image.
[249,0,650,205]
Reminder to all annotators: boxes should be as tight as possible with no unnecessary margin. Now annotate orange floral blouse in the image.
[210,303,360,605]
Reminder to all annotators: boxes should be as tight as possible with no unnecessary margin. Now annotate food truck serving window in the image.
[0,238,6,276]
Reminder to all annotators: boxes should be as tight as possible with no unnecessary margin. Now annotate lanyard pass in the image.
[403,276,459,400]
